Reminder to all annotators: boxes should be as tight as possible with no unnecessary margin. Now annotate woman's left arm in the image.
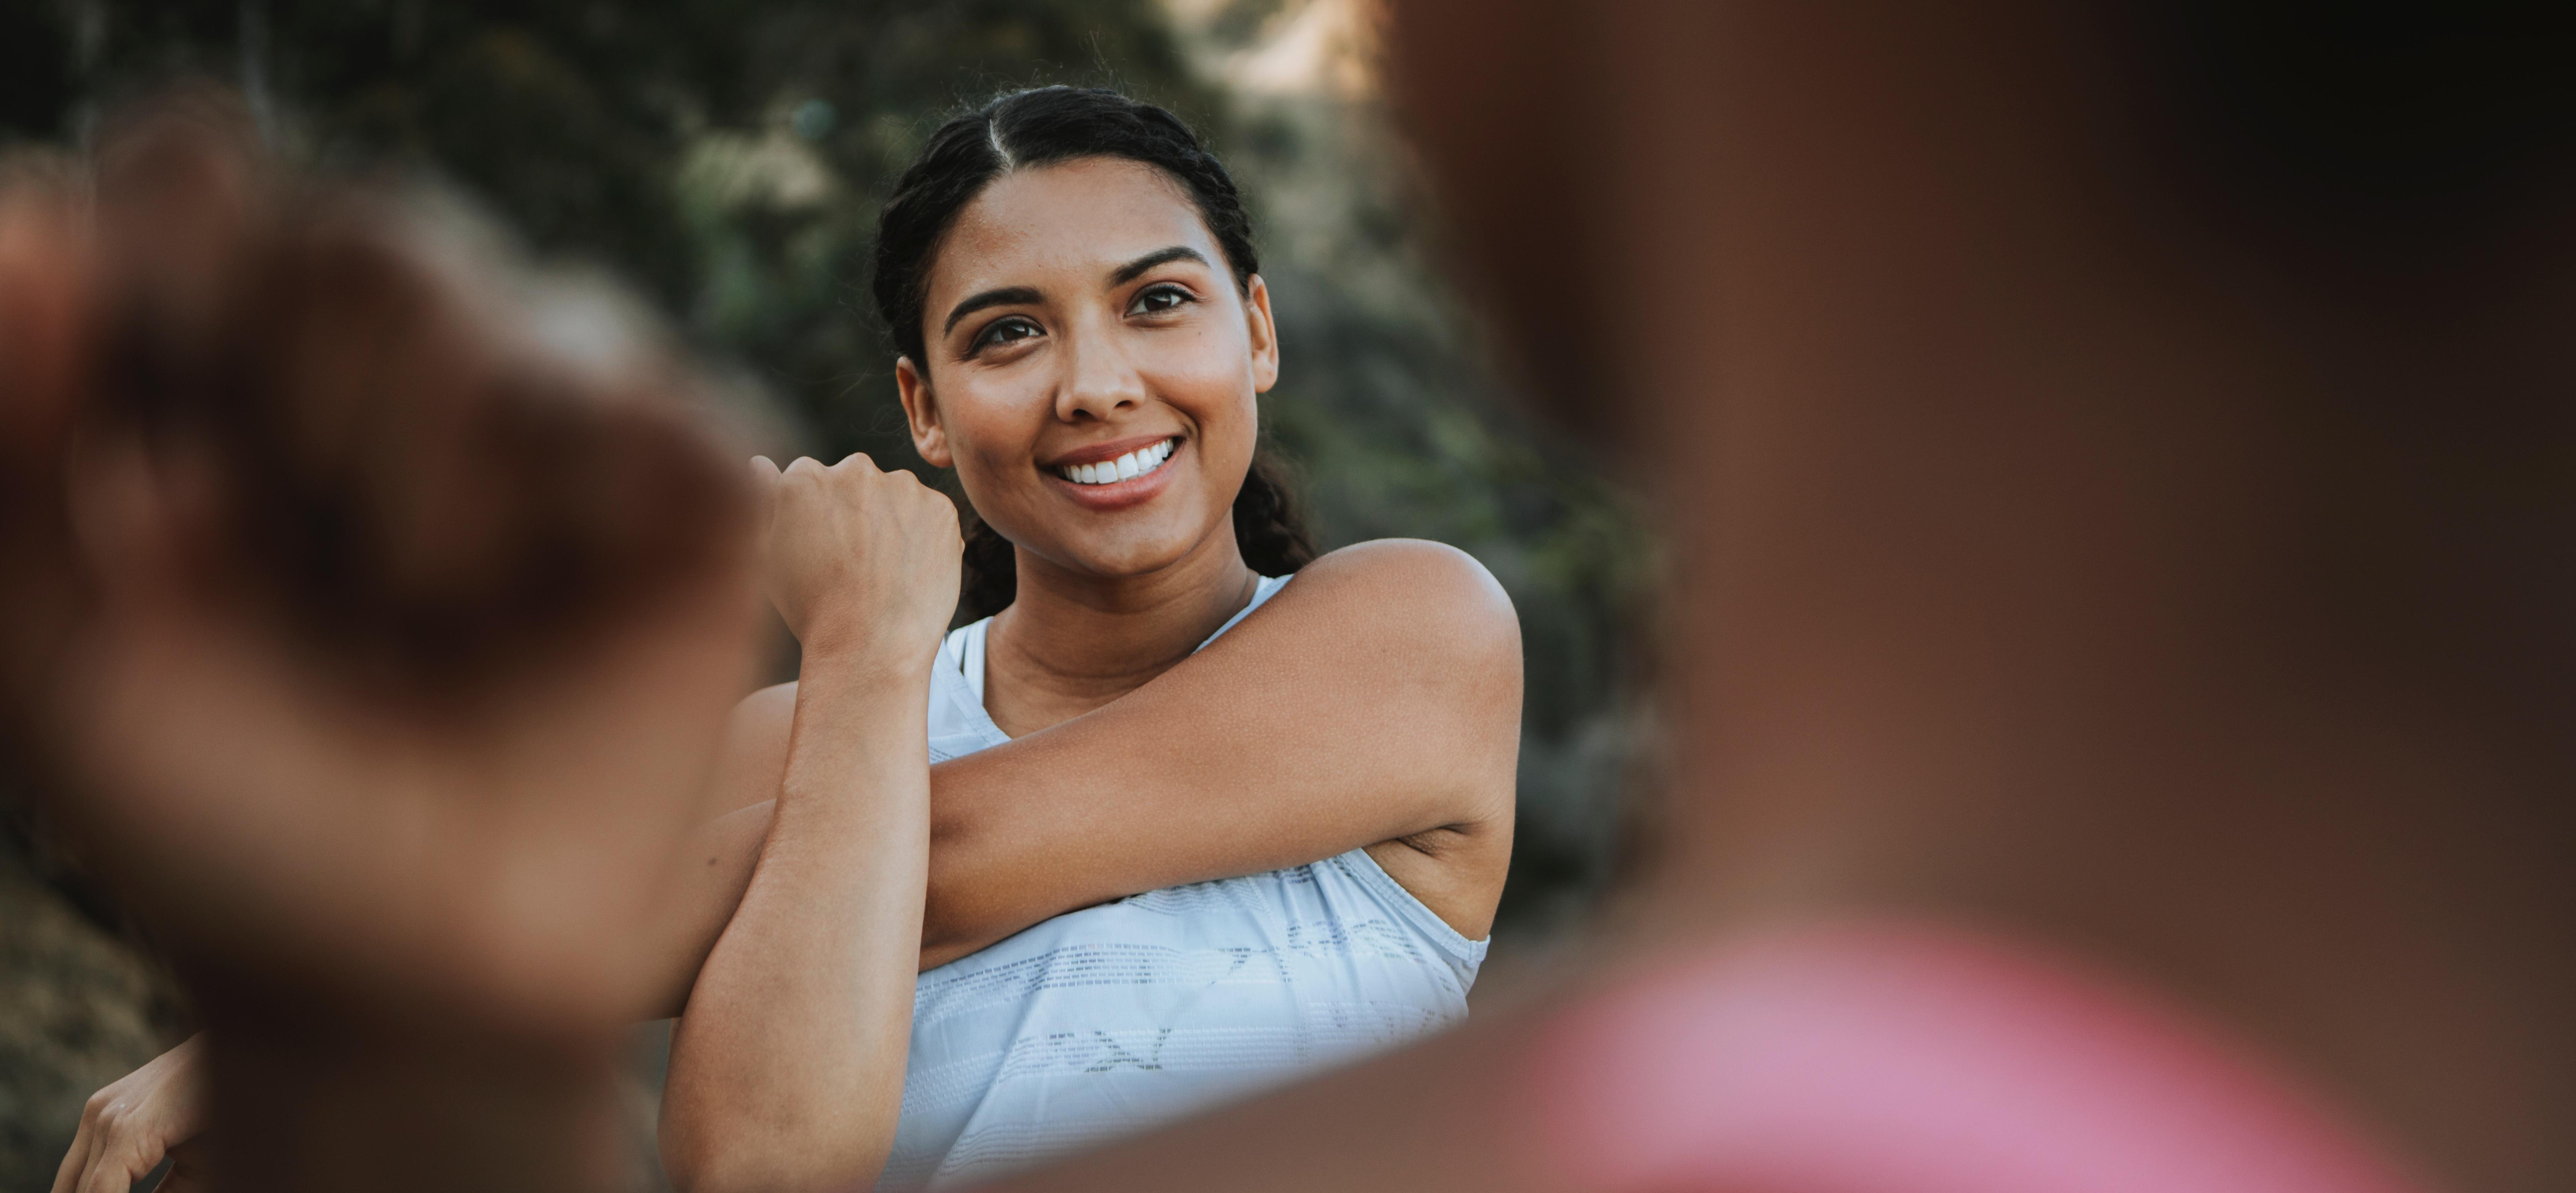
[920,538,1523,965]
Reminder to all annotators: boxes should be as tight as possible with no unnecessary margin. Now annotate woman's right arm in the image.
[655,451,959,1193]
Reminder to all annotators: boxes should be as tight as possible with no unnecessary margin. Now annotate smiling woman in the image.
[657,87,1522,1191]
[893,147,1280,673]
[55,86,1523,1193]
[888,117,1320,629]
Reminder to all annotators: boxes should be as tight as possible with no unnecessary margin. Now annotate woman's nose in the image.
[1053,332,1146,424]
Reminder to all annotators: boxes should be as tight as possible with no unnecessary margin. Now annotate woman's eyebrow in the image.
[1108,245,1206,287]
[943,286,1043,336]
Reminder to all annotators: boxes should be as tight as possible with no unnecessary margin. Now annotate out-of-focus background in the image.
[0,1,1655,1183]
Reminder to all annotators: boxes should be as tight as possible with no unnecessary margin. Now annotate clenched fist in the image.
[752,453,963,677]
[2,87,766,1032]
[10,84,768,1193]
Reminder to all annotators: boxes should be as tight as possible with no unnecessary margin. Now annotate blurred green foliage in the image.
[0,0,1650,941]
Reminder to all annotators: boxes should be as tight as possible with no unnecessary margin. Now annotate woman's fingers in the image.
[75,1145,151,1193]
[54,1035,204,1193]
[47,1109,97,1193]
[68,1098,162,1193]
[757,450,958,660]
[54,1063,125,1193]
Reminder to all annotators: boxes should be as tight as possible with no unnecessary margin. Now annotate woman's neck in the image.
[980,532,1258,737]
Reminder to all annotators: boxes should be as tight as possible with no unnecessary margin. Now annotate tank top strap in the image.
[928,619,1007,759]
[960,615,992,703]
[1197,573,1292,651]
[928,573,1288,760]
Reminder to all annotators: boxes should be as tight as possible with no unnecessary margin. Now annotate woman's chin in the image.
[1040,523,1226,585]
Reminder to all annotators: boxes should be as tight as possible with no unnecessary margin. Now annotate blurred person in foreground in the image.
[968,4,2576,1193]
[2,90,958,1193]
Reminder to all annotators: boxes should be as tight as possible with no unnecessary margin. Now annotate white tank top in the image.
[878,573,1488,1189]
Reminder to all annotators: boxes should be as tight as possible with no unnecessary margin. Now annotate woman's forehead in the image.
[932,158,1215,298]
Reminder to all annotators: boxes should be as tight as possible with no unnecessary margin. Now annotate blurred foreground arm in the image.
[7,90,763,1193]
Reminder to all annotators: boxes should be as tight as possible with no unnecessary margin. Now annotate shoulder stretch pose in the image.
[56,86,1519,1193]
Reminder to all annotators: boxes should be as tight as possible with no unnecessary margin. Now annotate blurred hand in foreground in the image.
[3,87,765,1193]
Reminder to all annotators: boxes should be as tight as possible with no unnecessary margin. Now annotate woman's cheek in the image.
[1157,360,1260,439]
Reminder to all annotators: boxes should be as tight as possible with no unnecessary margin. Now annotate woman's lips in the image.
[1051,436,1175,485]
[1042,432,1179,471]
[1043,435,1182,511]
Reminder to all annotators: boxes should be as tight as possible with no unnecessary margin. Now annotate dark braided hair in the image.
[871,86,1315,623]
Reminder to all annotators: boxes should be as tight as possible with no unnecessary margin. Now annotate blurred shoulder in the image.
[1282,539,1519,653]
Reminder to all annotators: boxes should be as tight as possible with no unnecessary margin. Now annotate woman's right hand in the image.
[52,1034,209,1193]
[750,452,962,676]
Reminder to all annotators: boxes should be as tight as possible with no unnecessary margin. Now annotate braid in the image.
[1232,452,1317,577]
[954,504,1019,625]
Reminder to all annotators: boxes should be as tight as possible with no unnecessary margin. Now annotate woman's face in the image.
[897,157,1276,582]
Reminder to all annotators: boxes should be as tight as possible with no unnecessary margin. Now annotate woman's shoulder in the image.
[1293,539,1515,616]
[1276,540,1519,653]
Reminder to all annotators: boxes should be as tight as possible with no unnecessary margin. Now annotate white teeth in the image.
[1056,438,1176,486]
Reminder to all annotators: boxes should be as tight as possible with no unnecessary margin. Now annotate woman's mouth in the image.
[1051,437,1176,486]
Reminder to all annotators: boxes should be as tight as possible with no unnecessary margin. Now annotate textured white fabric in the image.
[879,573,1487,1189]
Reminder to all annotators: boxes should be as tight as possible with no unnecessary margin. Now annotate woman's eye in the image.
[972,317,1042,353]
[1129,284,1194,316]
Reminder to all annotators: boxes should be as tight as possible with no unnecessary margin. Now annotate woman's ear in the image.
[895,356,954,468]
[1244,274,1279,394]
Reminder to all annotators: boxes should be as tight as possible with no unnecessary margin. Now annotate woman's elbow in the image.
[662,1123,890,1193]
[659,1074,897,1193]
[918,831,1016,966]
